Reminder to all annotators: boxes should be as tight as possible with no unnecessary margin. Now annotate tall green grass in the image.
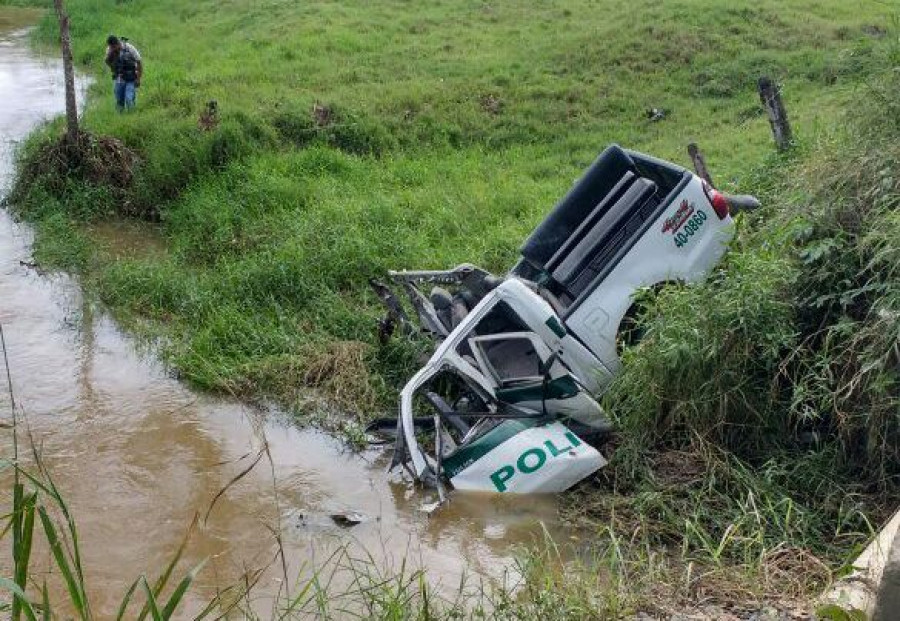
[603,64,899,488]
[562,49,900,613]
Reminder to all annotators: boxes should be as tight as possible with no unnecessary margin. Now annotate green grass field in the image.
[9,0,896,416]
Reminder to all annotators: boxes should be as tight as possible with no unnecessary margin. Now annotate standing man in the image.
[105,35,142,111]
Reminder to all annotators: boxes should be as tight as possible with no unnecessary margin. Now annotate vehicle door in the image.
[467,331,609,430]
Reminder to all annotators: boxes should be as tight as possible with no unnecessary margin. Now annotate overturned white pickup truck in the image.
[370,145,758,496]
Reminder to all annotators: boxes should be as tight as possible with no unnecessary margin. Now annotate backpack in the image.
[116,41,139,82]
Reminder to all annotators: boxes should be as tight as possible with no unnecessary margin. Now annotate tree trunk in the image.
[53,0,79,143]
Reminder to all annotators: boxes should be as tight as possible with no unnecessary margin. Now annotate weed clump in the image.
[273,102,396,155]
[231,341,382,410]
[11,131,142,218]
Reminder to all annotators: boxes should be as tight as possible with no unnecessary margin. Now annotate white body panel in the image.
[449,422,606,493]
[564,176,734,375]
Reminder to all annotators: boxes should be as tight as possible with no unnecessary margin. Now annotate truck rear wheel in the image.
[615,282,677,355]
[616,303,646,355]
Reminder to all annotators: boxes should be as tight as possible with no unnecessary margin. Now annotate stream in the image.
[0,22,577,617]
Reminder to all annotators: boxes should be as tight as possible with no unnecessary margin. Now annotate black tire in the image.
[616,302,646,355]
[615,282,677,355]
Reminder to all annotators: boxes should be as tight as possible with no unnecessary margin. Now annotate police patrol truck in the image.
[370,145,760,496]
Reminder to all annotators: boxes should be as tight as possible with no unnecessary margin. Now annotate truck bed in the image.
[513,145,690,310]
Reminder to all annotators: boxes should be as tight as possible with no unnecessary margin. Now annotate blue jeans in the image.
[114,80,136,110]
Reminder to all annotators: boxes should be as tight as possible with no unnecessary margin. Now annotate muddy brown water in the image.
[0,23,581,617]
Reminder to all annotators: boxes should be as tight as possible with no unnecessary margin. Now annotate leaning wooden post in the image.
[757,76,792,150]
[687,143,714,187]
[53,0,79,144]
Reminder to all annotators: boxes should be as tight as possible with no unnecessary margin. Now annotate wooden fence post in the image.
[687,143,714,187]
[757,76,792,150]
[53,0,80,144]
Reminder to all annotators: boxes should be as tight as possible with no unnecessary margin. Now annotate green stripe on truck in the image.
[442,418,545,478]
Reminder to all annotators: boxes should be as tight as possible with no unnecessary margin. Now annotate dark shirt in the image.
[105,42,142,82]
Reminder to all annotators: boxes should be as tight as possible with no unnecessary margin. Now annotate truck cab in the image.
[373,145,753,494]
